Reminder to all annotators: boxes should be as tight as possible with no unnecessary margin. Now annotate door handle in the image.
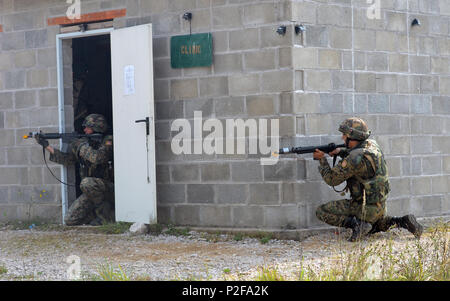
[135,117,149,136]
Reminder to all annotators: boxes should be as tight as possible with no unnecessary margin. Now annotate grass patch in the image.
[95,261,130,281]
[164,224,191,237]
[96,222,133,234]
[0,265,7,275]
[255,267,286,281]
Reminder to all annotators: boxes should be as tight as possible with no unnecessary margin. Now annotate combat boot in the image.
[391,215,423,239]
[342,216,372,242]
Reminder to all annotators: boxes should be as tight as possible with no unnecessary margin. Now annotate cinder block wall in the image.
[0,0,448,228]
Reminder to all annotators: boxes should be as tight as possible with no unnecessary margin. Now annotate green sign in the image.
[170,33,213,68]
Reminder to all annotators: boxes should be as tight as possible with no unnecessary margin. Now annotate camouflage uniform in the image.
[316,138,390,226]
[50,114,115,226]
[315,117,423,241]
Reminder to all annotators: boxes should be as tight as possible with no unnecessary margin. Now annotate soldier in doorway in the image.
[35,114,115,226]
[313,117,423,242]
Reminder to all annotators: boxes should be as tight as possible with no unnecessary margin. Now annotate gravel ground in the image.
[0,218,448,281]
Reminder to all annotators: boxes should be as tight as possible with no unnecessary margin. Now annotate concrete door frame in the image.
[56,27,113,224]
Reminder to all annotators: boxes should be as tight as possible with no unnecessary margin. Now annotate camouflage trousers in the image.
[64,177,115,226]
[316,198,392,230]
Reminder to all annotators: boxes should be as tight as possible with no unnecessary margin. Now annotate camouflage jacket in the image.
[318,139,390,205]
[49,135,114,182]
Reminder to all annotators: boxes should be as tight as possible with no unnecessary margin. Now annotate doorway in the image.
[71,34,113,197]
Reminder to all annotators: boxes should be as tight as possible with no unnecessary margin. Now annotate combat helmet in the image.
[338,117,371,141]
[82,114,108,133]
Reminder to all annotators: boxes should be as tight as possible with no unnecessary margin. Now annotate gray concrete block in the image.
[155,100,184,120]
[263,160,295,181]
[213,53,243,74]
[411,95,432,114]
[174,204,200,226]
[376,74,398,93]
[291,1,317,23]
[215,184,247,204]
[231,161,263,182]
[4,71,26,90]
[26,69,49,88]
[319,49,341,69]
[229,73,259,96]
[201,163,230,182]
[390,95,410,114]
[243,2,277,25]
[187,184,214,203]
[330,27,352,49]
[354,29,376,50]
[246,95,276,116]
[38,89,57,107]
[14,50,36,68]
[261,70,293,93]
[389,177,410,198]
[200,205,232,227]
[422,195,443,216]
[171,164,200,182]
[304,25,328,47]
[440,77,450,96]
[432,136,450,154]
[367,53,388,72]
[410,56,431,74]
[305,70,331,91]
[232,205,264,228]
[431,96,450,114]
[215,97,245,117]
[0,92,14,110]
[229,28,259,50]
[156,165,170,183]
[199,76,228,98]
[213,6,243,29]
[157,184,185,204]
[25,29,48,48]
[6,147,29,165]
[292,47,318,69]
[170,79,198,100]
[319,93,343,113]
[368,95,390,113]
[151,14,180,35]
[318,5,352,27]
[260,25,292,47]
[244,49,276,71]
[249,183,279,205]
[355,73,376,92]
[431,175,449,194]
[389,54,409,72]
[331,71,353,91]
[411,176,432,195]
[1,31,25,51]
[264,205,299,229]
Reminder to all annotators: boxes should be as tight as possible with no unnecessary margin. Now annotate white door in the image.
[110,24,157,224]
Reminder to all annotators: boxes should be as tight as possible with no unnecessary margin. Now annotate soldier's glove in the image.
[35,135,49,148]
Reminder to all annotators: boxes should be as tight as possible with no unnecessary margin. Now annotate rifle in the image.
[23,131,103,143]
[277,142,346,166]
[23,131,104,187]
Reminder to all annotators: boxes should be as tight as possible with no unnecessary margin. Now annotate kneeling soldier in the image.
[35,114,115,226]
[313,117,423,242]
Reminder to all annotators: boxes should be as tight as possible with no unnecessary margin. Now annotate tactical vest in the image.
[76,136,114,182]
[347,139,390,205]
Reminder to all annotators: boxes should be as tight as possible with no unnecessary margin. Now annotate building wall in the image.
[0,0,448,228]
